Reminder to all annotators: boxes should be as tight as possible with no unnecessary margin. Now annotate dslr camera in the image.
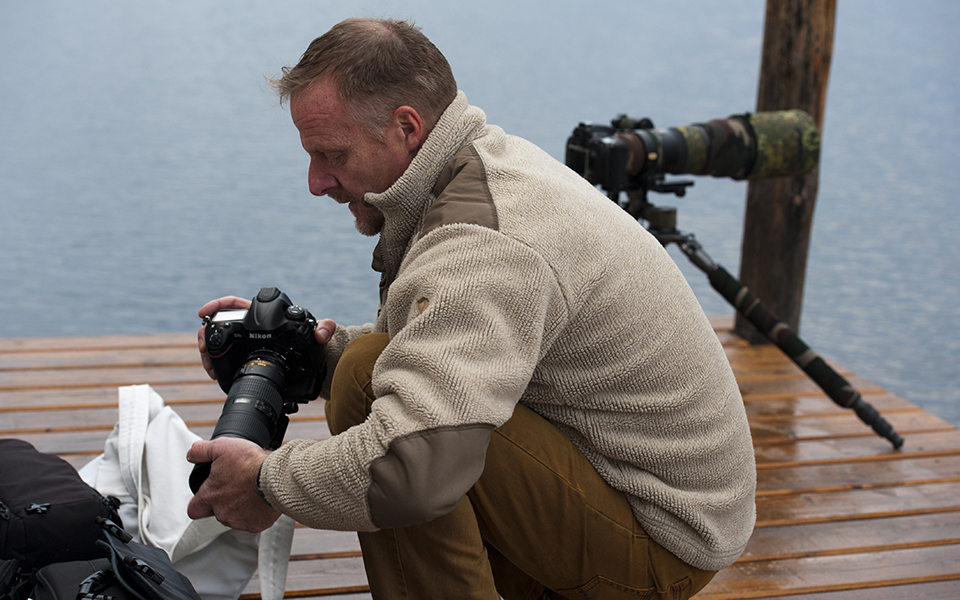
[189,287,325,493]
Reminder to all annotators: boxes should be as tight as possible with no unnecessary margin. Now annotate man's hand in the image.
[186,437,281,533]
[197,295,336,380]
[197,296,250,379]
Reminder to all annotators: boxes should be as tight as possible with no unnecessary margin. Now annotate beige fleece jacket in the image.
[260,92,756,571]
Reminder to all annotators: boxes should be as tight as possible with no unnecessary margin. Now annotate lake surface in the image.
[2,1,958,429]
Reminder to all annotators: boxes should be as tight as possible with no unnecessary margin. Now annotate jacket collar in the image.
[366,92,487,280]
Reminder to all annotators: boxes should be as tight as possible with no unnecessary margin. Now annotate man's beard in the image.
[332,193,384,237]
[354,208,385,236]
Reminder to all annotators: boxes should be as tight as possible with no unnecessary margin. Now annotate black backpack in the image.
[31,518,202,600]
[0,439,122,572]
[0,439,201,600]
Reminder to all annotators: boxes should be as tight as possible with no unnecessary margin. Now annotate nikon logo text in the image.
[250,333,272,339]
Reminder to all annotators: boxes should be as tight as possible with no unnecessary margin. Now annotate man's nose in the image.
[308,160,338,197]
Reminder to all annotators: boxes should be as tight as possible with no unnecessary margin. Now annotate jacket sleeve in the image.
[258,224,566,531]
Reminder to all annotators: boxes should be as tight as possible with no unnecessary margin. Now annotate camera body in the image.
[204,287,325,450]
[565,122,635,195]
[190,287,325,494]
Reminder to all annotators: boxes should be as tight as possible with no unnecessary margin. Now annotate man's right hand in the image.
[197,296,336,380]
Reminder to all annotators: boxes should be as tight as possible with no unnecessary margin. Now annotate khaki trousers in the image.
[326,333,716,600]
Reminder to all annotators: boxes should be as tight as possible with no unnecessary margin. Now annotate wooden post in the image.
[735,0,836,343]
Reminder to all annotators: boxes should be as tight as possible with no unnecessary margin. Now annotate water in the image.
[1,1,958,428]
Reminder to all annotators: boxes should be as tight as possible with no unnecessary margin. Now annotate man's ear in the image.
[392,106,425,152]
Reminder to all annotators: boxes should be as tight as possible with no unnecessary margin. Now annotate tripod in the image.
[616,180,904,449]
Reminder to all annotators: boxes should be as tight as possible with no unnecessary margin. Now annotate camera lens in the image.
[211,356,286,449]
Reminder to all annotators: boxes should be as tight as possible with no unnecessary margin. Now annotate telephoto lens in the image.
[210,354,289,449]
[621,109,820,180]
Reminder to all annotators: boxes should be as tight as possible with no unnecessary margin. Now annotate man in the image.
[187,18,756,600]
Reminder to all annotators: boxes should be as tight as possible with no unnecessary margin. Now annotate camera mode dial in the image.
[285,305,306,320]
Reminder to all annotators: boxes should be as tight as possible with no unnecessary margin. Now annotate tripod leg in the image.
[705,263,904,449]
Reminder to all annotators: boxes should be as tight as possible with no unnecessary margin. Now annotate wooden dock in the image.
[2,316,959,599]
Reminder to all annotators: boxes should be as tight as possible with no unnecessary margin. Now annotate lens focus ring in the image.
[212,373,284,448]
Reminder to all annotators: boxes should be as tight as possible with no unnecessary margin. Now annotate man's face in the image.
[290,77,414,236]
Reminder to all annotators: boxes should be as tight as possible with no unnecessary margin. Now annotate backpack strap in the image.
[77,569,119,600]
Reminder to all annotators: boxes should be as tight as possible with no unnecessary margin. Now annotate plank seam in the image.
[747,407,922,422]
[752,425,957,446]
[737,537,960,564]
[758,448,960,469]
[699,572,960,599]
[0,398,224,413]
[0,415,326,436]
[741,388,887,401]
[0,362,202,373]
[289,551,363,561]
[239,585,370,599]
[757,476,960,497]
[0,380,212,393]
[756,504,960,528]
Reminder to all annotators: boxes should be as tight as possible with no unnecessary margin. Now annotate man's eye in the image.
[326,153,346,165]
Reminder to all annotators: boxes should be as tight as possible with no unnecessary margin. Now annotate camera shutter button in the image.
[285,305,306,321]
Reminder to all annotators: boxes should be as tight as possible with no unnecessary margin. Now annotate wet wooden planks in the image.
[1,316,958,599]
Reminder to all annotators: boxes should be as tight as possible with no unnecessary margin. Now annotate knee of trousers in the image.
[327,332,390,435]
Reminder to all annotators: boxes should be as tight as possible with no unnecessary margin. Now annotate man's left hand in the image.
[186,437,282,533]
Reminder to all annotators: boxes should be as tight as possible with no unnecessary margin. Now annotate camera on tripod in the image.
[189,287,325,494]
[564,109,902,449]
[565,110,820,214]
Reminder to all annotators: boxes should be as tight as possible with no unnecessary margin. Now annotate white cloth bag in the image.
[79,384,295,600]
